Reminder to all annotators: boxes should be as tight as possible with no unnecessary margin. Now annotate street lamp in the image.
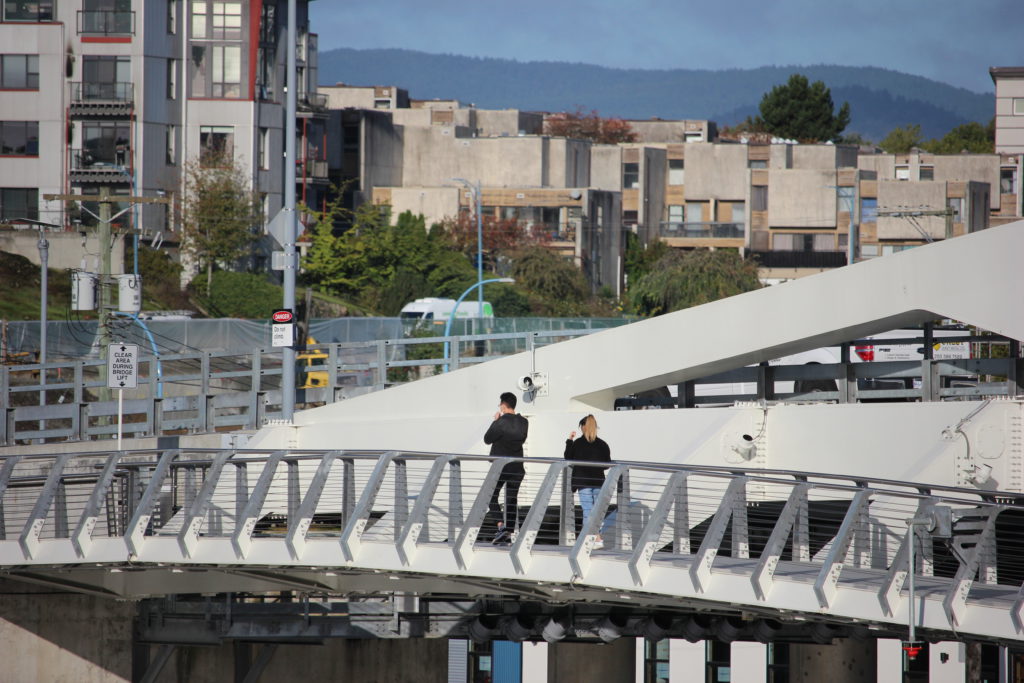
[450,178,483,314]
[12,219,61,405]
[443,277,514,372]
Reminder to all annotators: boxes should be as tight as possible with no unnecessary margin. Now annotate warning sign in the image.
[107,343,139,389]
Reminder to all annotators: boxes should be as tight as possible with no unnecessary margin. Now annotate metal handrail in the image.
[0,447,1021,641]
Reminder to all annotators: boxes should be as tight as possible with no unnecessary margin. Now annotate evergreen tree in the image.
[757,74,851,142]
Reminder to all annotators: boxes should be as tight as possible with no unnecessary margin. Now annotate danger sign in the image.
[272,309,294,323]
[107,343,139,389]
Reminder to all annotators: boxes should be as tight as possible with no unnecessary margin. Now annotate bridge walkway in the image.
[1,449,1023,644]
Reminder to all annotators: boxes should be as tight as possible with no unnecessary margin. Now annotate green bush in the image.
[190,271,283,318]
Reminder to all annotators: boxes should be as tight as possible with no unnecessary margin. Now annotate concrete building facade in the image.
[0,0,324,273]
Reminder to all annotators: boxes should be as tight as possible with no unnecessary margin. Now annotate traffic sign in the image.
[107,343,139,389]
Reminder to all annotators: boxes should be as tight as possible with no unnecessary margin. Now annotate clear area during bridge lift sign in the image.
[107,343,138,389]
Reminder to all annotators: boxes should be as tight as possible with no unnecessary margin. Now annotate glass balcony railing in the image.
[77,10,135,36]
[659,221,745,239]
[71,146,131,170]
[71,81,134,103]
[751,250,847,268]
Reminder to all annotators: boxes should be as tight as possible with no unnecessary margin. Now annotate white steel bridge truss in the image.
[2,448,1024,644]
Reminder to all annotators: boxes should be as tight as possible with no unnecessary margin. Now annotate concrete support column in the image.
[929,641,965,683]
[522,641,547,682]
[547,639,635,683]
[731,641,767,682]
[790,638,876,682]
[876,639,903,683]
[669,639,704,680]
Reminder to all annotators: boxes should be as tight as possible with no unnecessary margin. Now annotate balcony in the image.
[751,250,847,269]
[77,10,135,36]
[298,92,328,113]
[659,221,745,240]
[70,82,134,117]
[297,158,329,180]
[69,147,131,184]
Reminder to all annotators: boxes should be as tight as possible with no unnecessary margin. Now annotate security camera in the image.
[731,434,756,460]
[517,375,534,391]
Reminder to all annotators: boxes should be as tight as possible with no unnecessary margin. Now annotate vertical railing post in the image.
[560,466,575,546]
[448,459,463,543]
[393,458,408,543]
[375,340,387,392]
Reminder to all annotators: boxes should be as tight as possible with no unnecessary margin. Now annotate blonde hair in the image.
[581,415,597,442]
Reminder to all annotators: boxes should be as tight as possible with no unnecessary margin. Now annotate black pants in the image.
[487,466,525,530]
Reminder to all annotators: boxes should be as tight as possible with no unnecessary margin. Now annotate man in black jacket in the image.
[483,391,529,543]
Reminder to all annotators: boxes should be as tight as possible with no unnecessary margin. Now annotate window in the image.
[836,186,854,210]
[947,197,963,224]
[210,1,242,39]
[727,201,745,223]
[168,0,177,33]
[166,125,176,165]
[81,121,130,166]
[373,98,390,109]
[748,159,767,169]
[191,1,207,38]
[200,125,233,164]
[0,121,39,155]
[667,205,683,223]
[895,165,910,181]
[211,44,241,97]
[1001,168,1017,195]
[623,162,640,189]
[643,639,670,683]
[191,1,244,98]
[1014,98,1024,115]
[0,187,39,221]
[861,197,878,223]
[684,132,703,143]
[919,166,934,181]
[668,159,684,185]
[0,55,40,89]
[82,55,130,99]
[81,0,133,35]
[258,127,269,169]
[166,59,177,99]
[623,210,638,226]
[2,0,53,21]
[752,185,768,211]
[685,201,704,224]
[772,233,833,252]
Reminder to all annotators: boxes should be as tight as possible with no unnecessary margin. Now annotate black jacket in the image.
[563,436,611,491]
[484,413,529,472]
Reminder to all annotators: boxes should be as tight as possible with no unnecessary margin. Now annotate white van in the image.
[399,297,494,322]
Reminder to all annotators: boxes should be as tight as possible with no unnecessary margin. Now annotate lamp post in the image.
[451,178,483,314]
[14,219,60,413]
[443,277,514,372]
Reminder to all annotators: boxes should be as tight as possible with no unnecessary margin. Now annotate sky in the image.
[309,0,1022,94]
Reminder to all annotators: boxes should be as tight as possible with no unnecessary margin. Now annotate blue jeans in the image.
[578,487,616,535]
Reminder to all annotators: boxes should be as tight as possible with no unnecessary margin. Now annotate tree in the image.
[879,124,923,154]
[439,212,549,271]
[545,107,638,144]
[923,121,994,154]
[508,246,592,316]
[627,249,761,317]
[757,74,850,142]
[180,152,262,297]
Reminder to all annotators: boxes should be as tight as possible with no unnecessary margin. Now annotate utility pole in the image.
[44,192,170,391]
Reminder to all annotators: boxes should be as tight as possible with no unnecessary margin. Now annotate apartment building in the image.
[0,0,324,272]
[989,67,1024,221]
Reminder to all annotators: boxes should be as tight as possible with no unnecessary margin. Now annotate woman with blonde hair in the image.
[564,414,614,549]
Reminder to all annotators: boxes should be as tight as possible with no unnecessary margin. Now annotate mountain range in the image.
[317,48,994,143]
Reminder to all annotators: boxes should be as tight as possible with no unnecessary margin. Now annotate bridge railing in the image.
[1,447,1022,638]
[3,331,1020,446]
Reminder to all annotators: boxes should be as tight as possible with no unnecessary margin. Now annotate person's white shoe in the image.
[592,537,604,550]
